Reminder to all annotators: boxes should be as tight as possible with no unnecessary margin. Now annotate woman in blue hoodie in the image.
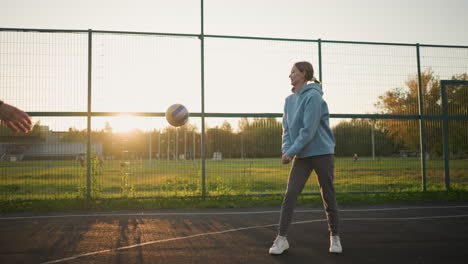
[269,61,342,255]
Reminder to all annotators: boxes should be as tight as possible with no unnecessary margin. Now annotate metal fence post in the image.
[318,38,322,82]
[416,43,427,191]
[440,81,450,190]
[200,0,207,199]
[86,29,93,198]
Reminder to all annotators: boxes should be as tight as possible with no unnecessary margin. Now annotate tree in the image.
[101,122,113,158]
[61,127,87,143]
[206,121,236,158]
[236,117,282,158]
[375,69,468,156]
[332,119,400,157]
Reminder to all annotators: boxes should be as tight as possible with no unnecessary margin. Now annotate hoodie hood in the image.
[293,82,323,96]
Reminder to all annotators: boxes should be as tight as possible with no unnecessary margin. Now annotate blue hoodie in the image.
[282,83,335,158]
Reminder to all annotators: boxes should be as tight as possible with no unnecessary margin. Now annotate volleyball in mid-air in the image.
[165,104,189,127]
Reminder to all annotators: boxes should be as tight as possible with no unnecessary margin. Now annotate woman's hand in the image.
[281,153,292,164]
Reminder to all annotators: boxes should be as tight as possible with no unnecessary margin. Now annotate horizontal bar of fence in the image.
[200,113,282,118]
[331,114,420,119]
[321,39,468,48]
[26,112,468,120]
[2,27,468,48]
[25,112,282,117]
[0,27,89,33]
[26,112,90,117]
[320,39,415,47]
[332,114,468,120]
[0,27,198,38]
[441,80,468,85]
[25,112,283,118]
[419,44,468,49]
[25,112,166,117]
[423,115,468,120]
[204,34,318,43]
[92,30,199,38]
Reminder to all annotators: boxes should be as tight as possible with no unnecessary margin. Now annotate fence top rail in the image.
[1,27,467,49]
[0,27,89,33]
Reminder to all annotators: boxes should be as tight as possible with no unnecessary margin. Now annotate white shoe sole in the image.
[269,247,289,255]
[329,248,343,254]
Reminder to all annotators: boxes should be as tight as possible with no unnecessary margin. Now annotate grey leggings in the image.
[278,154,339,236]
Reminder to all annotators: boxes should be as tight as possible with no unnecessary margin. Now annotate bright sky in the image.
[1,0,467,132]
[2,0,467,44]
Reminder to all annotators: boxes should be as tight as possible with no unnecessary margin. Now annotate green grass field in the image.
[1,157,467,201]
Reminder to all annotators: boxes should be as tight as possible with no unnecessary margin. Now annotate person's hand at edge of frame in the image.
[0,101,32,133]
[281,153,292,164]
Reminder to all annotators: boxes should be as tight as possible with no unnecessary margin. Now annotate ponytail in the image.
[310,76,321,85]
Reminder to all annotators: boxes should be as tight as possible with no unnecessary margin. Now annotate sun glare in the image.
[101,116,167,133]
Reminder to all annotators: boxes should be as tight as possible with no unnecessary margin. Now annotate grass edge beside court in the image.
[1,191,468,213]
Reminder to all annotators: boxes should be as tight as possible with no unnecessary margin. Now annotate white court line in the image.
[39,222,285,264]
[336,205,468,213]
[40,214,468,264]
[1,205,468,221]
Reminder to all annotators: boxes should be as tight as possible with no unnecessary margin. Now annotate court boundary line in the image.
[1,205,468,220]
[40,214,468,264]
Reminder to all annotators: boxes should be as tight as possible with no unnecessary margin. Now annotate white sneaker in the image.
[269,235,289,255]
[329,235,343,253]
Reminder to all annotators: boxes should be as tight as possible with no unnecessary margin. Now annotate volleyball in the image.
[165,104,189,127]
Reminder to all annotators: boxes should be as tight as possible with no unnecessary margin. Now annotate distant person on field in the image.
[79,154,85,167]
[98,155,104,167]
[0,100,32,133]
[269,61,342,255]
[353,153,359,161]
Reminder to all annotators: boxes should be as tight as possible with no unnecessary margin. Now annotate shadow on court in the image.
[1,202,468,264]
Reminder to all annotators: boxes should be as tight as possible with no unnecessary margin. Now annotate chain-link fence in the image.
[1,27,467,200]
